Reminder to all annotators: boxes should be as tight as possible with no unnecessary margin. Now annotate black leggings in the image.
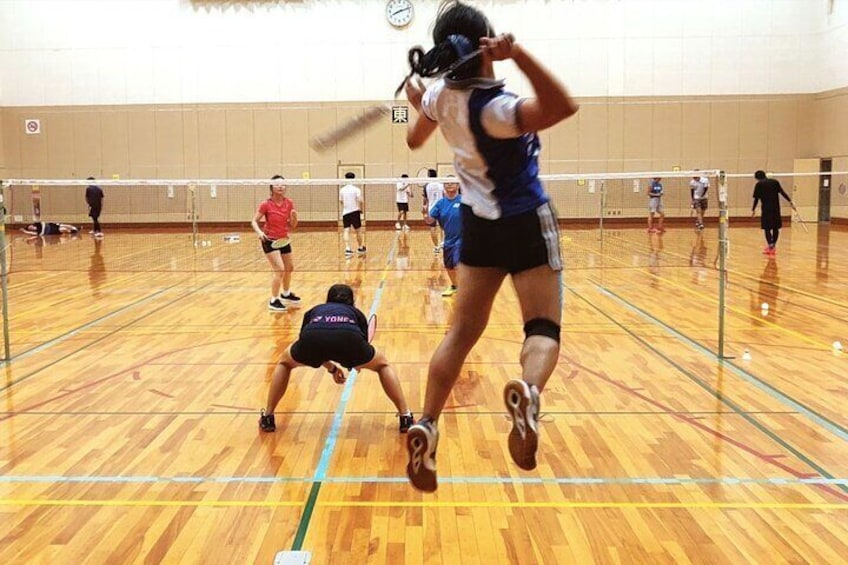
[764,228,780,246]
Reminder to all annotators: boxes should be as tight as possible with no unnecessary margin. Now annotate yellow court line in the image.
[567,238,833,351]
[1,499,846,510]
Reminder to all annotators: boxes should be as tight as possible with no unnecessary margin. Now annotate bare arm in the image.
[482,34,579,133]
[251,211,267,239]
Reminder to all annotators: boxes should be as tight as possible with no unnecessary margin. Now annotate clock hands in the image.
[392,7,411,17]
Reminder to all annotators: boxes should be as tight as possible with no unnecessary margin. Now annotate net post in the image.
[189,183,198,241]
[717,170,729,359]
[599,179,606,238]
[0,180,11,362]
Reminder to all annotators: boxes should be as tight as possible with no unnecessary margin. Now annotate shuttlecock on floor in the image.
[834,341,844,352]
[742,349,752,361]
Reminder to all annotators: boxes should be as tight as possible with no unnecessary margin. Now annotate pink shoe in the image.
[762,246,771,255]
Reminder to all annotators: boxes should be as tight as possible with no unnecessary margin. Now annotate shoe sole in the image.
[406,426,437,492]
[504,380,539,471]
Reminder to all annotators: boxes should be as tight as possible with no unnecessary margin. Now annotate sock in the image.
[282,289,290,297]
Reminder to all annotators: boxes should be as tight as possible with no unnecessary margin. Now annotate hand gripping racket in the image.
[790,203,809,233]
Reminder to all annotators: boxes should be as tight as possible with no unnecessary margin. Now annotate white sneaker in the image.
[406,419,439,492]
[504,380,540,470]
[395,222,402,230]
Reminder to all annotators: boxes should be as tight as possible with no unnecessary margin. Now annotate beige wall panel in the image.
[391,116,411,169]
[0,111,5,173]
[547,114,579,163]
[607,103,624,162]
[225,109,254,169]
[223,185,256,223]
[680,101,710,162]
[709,101,739,161]
[107,185,133,222]
[622,104,652,162]
[157,184,189,223]
[253,109,282,171]
[100,110,130,178]
[197,108,227,171]
[651,103,682,162]
[816,94,848,157]
[335,108,367,165]
[578,104,608,163]
[282,108,309,166]
[19,112,49,172]
[127,186,161,223]
[127,109,156,170]
[766,100,798,165]
[182,108,200,178]
[154,110,185,172]
[72,111,103,177]
[738,101,768,161]
[796,98,816,158]
[44,113,74,176]
[363,114,393,165]
[831,156,848,220]
[2,110,22,173]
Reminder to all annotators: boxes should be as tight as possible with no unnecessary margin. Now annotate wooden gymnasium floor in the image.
[1,223,846,563]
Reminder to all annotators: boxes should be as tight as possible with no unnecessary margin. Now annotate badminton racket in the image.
[309,44,487,151]
[270,237,291,249]
[790,203,809,233]
[367,314,377,343]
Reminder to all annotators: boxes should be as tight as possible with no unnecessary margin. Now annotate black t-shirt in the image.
[299,302,368,338]
[86,185,104,208]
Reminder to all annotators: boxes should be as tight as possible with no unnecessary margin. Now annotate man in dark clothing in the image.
[751,170,793,256]
[259,284,413,434]
[85,177,104,237]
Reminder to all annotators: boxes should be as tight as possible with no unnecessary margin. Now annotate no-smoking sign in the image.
[25,119,41,135]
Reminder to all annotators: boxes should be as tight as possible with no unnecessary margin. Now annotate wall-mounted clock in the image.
[386,0,414,28]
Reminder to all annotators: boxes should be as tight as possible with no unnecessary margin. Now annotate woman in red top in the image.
[251,175,301,311]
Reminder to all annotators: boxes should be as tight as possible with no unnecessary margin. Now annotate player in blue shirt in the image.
[647,177,665,233]
[427,177,462,296]
[402,1,579,492]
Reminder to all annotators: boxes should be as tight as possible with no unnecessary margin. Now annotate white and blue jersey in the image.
[421,77,548,220]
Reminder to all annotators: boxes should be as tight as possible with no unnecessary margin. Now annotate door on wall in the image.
[819,158,832,222]
[792,159,819,224]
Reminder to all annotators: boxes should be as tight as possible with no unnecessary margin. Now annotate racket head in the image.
[309,105,390,151]
[367,314,377,343]
[416,166,431,187]
[793,209,809,232]
[270,237,291,249]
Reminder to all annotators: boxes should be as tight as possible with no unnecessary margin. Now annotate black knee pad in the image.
[524,318,561,343]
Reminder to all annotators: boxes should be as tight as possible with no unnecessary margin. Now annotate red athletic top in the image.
[257,197,295,239]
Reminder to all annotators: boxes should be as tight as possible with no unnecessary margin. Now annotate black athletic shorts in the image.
[261,239,292,254]
[342,211,362,229]
[290,328,375,370]
[460,201,563,274]
[396,202,409,212]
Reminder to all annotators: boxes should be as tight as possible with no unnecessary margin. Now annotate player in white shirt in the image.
[689,172,710,231]
[423,168,445,251]
[395,174,412,231]
[339,172,365,255]
[401,1,579,492]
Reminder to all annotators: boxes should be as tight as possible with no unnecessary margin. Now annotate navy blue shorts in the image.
[460,202,562,274]
[290,328,375,370]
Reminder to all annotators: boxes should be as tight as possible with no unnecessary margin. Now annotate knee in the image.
[524,318,561,344]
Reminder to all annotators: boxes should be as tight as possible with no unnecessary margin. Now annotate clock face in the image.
[386,0,414,28]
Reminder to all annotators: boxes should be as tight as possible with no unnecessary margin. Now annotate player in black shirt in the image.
[259,284,413,433]
[751,170,793,256]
